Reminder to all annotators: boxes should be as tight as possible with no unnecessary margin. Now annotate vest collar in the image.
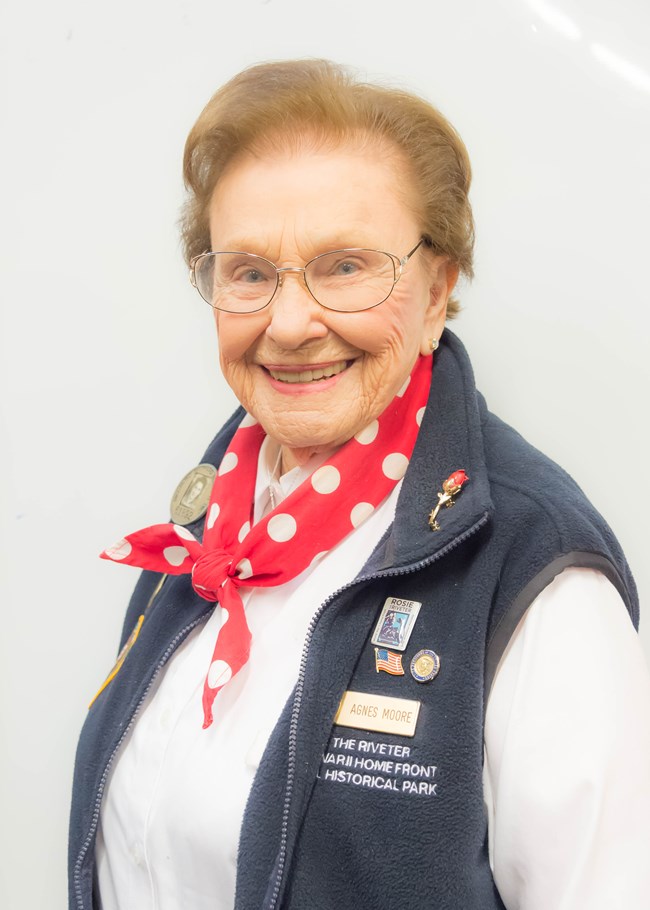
[368,330,494,573]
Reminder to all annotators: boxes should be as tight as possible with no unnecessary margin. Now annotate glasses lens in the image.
[305,249,397,312]
[193,253,277,312]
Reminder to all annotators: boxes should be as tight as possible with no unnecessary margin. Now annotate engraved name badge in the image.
[334,690,421,737]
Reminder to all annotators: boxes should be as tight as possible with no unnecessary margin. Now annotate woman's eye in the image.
[326,256,369,277]
[241,269,264,283]
[335,260,358,275]
[232,267,268,284]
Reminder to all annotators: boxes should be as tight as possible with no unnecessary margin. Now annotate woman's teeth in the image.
[268,361,348,383]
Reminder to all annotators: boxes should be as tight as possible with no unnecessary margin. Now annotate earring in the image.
[429,338,439,353]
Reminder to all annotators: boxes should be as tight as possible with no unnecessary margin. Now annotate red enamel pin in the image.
[428,470,469,531]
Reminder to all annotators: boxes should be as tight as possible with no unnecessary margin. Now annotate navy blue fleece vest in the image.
[69,332,637,910]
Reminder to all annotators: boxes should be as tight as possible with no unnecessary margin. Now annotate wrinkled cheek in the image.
[215,311,268,361]
[361,317,410,355]
[328,312,396,355]
[350,291,418,352]
[219,359,259,413]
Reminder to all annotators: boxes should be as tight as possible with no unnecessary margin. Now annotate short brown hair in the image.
[181,59,474,317]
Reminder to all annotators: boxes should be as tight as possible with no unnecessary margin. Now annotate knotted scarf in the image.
[101,354,432,727]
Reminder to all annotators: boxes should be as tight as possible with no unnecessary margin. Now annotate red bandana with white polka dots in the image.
[102,354,432,728]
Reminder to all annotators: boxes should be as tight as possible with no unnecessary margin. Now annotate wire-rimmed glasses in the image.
[189,239,425,314]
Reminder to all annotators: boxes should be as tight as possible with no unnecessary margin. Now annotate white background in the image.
[1,1,649,907]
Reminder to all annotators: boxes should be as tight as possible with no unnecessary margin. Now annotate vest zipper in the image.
[73,613,209,910]
[266,511,490,910]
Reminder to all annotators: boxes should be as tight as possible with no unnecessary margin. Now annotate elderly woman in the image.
[69,60,650,909]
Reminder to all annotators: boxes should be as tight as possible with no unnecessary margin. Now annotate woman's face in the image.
[208,142,457,468]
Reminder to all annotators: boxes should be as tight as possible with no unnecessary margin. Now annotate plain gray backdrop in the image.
[1,0,649,906]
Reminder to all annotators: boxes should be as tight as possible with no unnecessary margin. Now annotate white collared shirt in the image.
[96,439,650,909]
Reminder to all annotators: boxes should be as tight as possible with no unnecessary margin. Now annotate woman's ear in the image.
[419,259,459,355]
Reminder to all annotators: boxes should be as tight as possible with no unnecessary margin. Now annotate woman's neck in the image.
[279,443,338,475]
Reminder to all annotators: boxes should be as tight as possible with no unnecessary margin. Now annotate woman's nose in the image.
[264,271,328,349]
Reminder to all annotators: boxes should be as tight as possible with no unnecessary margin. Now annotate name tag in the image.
[334,690,420,737]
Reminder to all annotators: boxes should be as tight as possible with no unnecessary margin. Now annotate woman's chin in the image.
[263,425,347,455]
[252,393,365,453]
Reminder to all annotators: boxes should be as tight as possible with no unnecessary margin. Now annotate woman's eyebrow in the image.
[210,235,380,257]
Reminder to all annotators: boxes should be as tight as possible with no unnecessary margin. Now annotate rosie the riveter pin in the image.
[371,597,422,652]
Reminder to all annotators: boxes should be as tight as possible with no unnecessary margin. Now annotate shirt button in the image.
[131,842,144,866]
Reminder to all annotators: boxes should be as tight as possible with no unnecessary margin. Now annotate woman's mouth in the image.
[265,360,351,384]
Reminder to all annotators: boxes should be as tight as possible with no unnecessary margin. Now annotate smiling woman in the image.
[69,59,650,910]
[208,146,453,466]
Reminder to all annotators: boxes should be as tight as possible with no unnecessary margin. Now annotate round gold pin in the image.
[170,464,217,525]
[410,649,441,683]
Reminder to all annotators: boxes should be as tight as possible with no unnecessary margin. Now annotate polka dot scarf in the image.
[102,354,432,728]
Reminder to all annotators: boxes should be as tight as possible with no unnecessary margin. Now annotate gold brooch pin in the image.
[428,470,469,530]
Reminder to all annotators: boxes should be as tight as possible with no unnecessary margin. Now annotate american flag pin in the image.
[374,648,405,676]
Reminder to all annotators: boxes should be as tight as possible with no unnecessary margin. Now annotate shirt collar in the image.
[253,436,335,523]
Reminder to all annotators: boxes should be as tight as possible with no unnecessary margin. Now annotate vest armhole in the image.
[484,551,628,701]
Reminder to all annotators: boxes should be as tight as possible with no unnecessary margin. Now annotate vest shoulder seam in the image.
[486,473,583,553]
[484,551,627,700]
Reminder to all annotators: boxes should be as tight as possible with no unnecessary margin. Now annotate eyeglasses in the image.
[189,239,425,314]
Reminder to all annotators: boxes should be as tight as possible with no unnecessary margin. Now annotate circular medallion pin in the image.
[170,463,217,525]
[410,649,441,683]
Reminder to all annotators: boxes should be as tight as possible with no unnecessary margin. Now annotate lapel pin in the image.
[428,469,469,531]
[170,463,217,525]
[374,648,405,675]
[410,649,441,683]
[371,597,422,652]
